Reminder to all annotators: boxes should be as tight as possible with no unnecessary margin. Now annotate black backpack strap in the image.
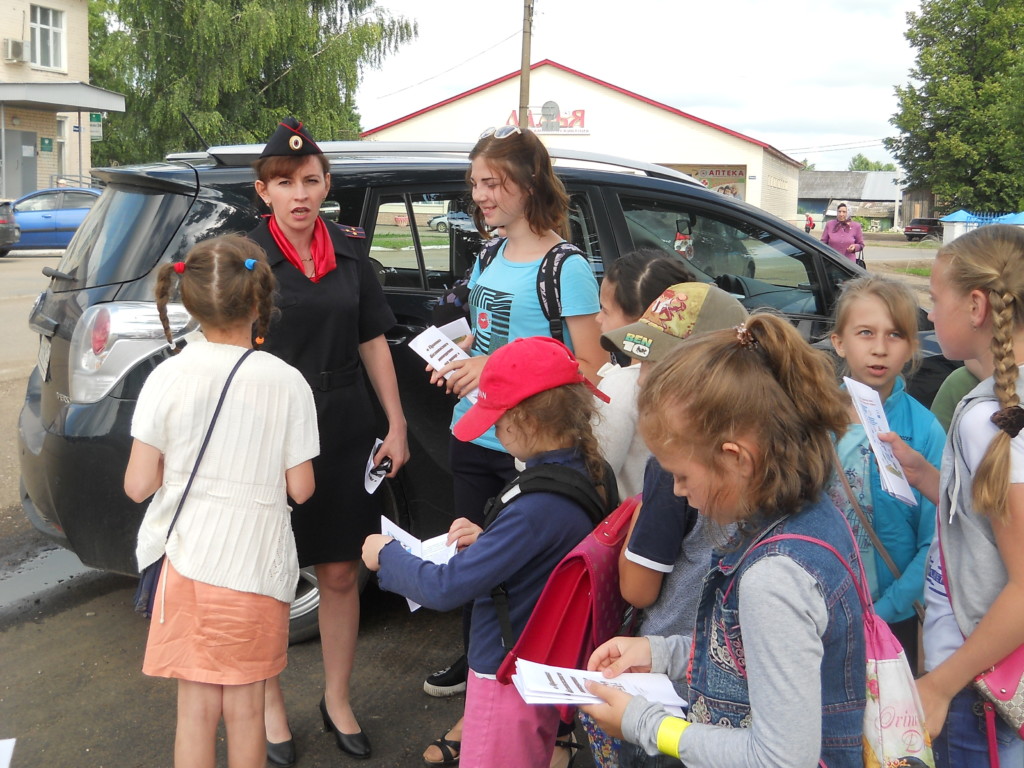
[478,236,505,273]
[482,463,606,531]
[431,237,505,325]
[535,242,585,343]
[484,463,608,649]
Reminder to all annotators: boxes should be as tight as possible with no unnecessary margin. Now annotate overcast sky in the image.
[356,0,922,171]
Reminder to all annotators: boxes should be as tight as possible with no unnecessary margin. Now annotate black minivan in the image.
[19,141,882,639]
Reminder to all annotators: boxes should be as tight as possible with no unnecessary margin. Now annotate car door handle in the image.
[386,323,425,346]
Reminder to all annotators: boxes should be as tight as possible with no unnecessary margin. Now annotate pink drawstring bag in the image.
[755,533,934,768]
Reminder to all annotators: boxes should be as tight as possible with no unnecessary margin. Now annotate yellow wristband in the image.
[655,716,690,758]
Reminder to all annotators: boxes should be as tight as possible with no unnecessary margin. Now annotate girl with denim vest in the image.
[828,276,946,672]
[881,224,1024,766]
[581,313,866,768]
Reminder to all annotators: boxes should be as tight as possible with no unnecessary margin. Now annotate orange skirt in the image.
[142,559,289,685]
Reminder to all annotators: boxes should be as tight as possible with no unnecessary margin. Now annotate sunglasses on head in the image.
[479,125,522,140]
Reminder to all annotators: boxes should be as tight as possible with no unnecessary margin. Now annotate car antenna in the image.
[181,112,210,150]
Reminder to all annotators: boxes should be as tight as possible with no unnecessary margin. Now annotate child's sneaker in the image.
[423,654,468,697]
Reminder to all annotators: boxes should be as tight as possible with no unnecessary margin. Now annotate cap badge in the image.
[622,333,653,359]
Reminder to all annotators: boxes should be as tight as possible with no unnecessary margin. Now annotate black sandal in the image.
[423,735,461,766]
[551,732,580,768]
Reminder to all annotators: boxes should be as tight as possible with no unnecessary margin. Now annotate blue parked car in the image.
[8,187,101,251]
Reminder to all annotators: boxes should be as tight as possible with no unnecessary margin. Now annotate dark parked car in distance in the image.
[20,141,952,641]
[0,200,19,256]
[903,217,943,242]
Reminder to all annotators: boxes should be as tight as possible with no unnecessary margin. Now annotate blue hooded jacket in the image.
[841,376,946,622]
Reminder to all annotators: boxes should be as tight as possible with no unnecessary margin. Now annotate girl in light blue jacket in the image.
[828,275,945,670]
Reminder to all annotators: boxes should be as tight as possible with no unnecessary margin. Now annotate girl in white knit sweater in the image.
[124,235,319,768]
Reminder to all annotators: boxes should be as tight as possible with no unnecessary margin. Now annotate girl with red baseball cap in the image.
[363,336,611,767]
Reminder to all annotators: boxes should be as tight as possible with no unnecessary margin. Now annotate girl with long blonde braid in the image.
[883,224,1024,766]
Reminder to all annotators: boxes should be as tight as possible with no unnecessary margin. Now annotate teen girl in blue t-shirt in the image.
[422,127,603,766]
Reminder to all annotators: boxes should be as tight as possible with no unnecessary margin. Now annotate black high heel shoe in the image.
[265,737,296,768]
[319,696,371,759]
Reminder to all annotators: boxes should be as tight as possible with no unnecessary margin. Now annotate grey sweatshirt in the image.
[620,554,830,768]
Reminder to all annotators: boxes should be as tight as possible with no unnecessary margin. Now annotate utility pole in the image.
[518,0,534,129]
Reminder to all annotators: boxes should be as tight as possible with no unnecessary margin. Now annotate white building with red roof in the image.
[361,59,801,218]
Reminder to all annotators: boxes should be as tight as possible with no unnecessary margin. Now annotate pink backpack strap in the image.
[722,532,874,618]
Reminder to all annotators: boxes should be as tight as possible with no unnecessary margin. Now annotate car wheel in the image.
[288,567,321,644]
[0,248,9,258]
[286,478,406,645]
[436,221,448,233]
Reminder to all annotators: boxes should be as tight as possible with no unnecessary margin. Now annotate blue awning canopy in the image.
[993,212,1024,224]
[940,209,979,222]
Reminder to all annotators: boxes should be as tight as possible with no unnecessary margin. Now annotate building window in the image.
[56,118,67,180]
[31,5,64,69]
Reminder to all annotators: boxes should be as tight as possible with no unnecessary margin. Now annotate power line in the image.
[782,139,886,153]
[375,29,521,100]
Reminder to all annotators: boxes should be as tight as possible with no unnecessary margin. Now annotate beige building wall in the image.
[760,151,799,218]
[1,0,93,190]
[364,62,801,219]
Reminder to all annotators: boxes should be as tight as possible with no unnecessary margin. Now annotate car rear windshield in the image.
[52,185,192,291]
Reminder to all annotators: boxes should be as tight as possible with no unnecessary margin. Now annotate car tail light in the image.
[91,307,111,355]
[68,301,197,404]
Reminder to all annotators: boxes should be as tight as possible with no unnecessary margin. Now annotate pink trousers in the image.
[460,670,561,767]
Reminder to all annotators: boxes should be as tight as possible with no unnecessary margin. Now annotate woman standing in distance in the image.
[821,202,864,263]
[249,118,409,764]
[423,125,605,766]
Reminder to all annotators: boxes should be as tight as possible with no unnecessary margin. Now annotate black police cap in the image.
[260,117,322,158]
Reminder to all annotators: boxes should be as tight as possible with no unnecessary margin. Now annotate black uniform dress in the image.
[248,219,396,565]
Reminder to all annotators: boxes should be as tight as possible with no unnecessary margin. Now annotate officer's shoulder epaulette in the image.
[336,224,366,239]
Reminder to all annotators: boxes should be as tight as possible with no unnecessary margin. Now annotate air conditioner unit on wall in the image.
[3,39,31,63]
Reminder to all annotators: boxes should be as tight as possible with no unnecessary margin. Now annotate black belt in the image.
[306,363,359,392]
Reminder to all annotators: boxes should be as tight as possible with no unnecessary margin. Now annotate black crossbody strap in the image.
[163,348,255,542]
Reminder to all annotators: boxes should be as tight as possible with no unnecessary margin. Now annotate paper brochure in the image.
[843,377,917,506]
[511,659,686,717]
[408,325,479,403]
[380,515,457,611]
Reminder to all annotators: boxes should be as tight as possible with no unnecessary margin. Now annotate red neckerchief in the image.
[267,215,336,283]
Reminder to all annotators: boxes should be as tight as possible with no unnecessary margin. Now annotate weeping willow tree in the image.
[89,0,416,165]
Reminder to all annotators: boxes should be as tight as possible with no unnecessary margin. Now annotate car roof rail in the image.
[165,141,698,185]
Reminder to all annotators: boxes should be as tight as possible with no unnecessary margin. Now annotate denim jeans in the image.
[933,688,1024,768]
[618,740,684,768]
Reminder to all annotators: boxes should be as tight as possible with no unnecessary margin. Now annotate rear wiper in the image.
[42,266,75,281]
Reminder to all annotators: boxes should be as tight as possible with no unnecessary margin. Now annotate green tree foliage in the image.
[885,0,1024,212]
[800,158,816,170]
[89,0,416,165]
[847,153,896,172]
